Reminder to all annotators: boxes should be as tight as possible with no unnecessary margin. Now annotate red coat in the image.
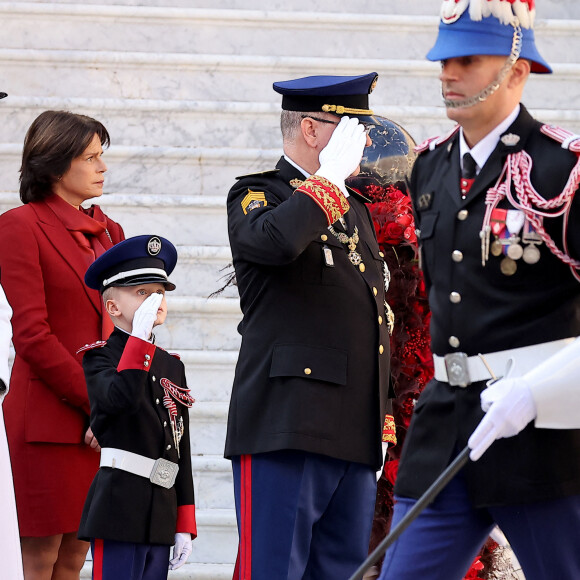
[0,199,124,535]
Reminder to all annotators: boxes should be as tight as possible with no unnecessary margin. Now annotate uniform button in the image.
[373,287,378,296]
[359,263,366,272]
[166,445,172,451]
[449,336,460,348]
[304,368,312,375]
[450,292,462,304]
[379,345,384,354]
[378,315,383,325]
[144,361,149,367]
[145,354,151,360]
[321,234,328,242]
[457,209,469,221]
[156,398,160,405]
[452,250,463,263]
[164,421,167,427]
[152,376,156,382]
[379,251,385,258]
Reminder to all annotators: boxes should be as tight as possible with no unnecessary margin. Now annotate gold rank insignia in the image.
[241,190,267,215]
[289,178,304,188]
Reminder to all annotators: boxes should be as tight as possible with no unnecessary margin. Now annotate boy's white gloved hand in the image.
[468,377,536,461]
[131,292,163,341]
[169,532,192,570]
[317,116,367,195]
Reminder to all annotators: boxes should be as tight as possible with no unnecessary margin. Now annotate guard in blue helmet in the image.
[379,1,580,579]
[225,72,394,579]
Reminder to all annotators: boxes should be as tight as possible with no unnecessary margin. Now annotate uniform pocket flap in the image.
[270,344,348,385]
[418,211,438,240]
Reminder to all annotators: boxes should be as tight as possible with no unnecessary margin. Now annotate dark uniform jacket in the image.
[395,105,580,506]
[224,156,391,470]
[78,329,196,545]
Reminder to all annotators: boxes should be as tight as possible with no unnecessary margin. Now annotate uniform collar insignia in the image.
[500,133,521,146]
[289,178,304,188]
[417,192,433,211]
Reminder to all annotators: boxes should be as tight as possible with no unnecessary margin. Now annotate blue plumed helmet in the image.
[427,0,551,74]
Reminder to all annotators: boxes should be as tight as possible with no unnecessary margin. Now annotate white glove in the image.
[489,525,509,547]
[0,283,12,399]
[131,292,163,341]
[169,532,192,570]
[316,116,367,195]
[468,377,536,461]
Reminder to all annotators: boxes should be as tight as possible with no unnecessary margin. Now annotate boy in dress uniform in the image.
[77,235,196,580]
[379,1,580,579]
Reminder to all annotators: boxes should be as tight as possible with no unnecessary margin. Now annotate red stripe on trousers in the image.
[93,539,104,580]
[240,454,252,579]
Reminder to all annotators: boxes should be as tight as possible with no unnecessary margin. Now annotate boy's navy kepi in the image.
[273,72,378,123]
[427,0,551,74]
[85,235,177,292]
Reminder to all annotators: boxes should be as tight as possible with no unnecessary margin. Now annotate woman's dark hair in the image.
[19,110,110,204]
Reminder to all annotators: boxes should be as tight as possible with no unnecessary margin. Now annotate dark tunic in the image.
[79,329,195,545]
[395,105,580,506]
[224,157,391,470]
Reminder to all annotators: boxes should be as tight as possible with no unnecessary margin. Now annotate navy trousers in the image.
[91,539,170,580]
[231,449,376,580]
[379,470,580,580]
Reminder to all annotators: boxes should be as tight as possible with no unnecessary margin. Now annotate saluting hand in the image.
[131,292,163,341]
[317,116,367,194]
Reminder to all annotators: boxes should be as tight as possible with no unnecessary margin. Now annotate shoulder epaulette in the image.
[76,340,107,354]
[540,124,580,153]
[169,352,181,360]
[235,169,280,180]
[414,125,460,154]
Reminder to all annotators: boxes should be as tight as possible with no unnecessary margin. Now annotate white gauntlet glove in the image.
[169,532,192,570]
[131,292,163,341]
[468,377,536,461]
[316,116,367,195]
[469,336,580,461]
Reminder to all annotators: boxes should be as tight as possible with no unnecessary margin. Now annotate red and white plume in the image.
[441,0,536,29]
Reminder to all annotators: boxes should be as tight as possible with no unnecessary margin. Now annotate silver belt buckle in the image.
[444,352,471,387]
[150,458,179,489]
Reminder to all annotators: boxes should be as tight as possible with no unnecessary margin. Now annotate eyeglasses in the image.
[300,115,375,135]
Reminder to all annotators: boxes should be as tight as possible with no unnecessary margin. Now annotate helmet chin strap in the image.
[442,20,523,109]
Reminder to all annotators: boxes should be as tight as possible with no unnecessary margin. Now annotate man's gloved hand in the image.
[169,532,192,570]
[468,377,537,461]
[131,292,163,341]
[317,116,367,195]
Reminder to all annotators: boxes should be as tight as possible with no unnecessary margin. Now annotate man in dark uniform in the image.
[225,73,393,579]
[78,235,197,580]
[379,2,580,580]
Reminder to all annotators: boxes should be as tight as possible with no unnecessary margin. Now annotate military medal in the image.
[506,238,524,260]
[327,224,362,266]
[500,256,517,276]
[521,219,542,265]
[490,239,503,256]
[504,210,525,262]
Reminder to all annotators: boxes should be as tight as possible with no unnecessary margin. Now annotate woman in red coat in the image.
[0,111,124,579]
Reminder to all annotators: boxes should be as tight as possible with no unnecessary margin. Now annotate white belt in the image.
[433,337,574,387]
[100,447,179,489]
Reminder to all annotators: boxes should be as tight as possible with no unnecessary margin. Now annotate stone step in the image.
[154,296,241,351]
[82,562,235,580]
[5,47,577,111]
[189,402,229,457]
[2,2,578,66]
[0,192,229,245]
[191,455,234,510]
[4,97,580,151]
[177,349,236,404]
[0,4,438,59]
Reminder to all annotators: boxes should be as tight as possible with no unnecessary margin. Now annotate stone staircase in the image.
[2,1,580,577]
